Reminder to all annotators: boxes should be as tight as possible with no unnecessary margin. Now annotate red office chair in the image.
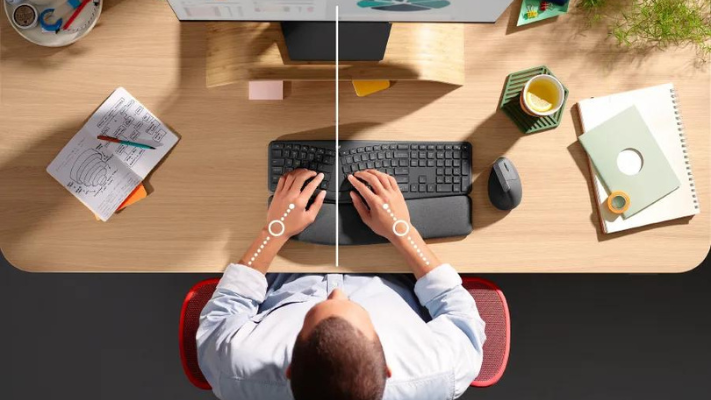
[179,276,510,390]
[179,278,219,390]
[463,277,511,387]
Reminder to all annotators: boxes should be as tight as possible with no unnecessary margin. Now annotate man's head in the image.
[288,289,391,400]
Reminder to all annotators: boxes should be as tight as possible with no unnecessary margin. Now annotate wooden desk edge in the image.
[4,244,709,274]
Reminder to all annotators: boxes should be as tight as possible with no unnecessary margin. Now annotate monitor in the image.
[168,0,513,60]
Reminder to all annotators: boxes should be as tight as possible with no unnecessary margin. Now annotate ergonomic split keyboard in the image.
[266,140,474,246]
[268,140,472,202]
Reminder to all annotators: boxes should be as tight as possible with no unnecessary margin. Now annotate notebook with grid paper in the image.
[577,83,699,234]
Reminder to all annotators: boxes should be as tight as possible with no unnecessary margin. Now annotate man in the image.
[197,169,486,400]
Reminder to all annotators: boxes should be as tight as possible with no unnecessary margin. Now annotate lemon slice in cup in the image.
[526,91,553,113]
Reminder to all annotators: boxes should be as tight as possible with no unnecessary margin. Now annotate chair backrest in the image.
[179,278,219,390]
[179,276,510,390]
[463,277,511,387]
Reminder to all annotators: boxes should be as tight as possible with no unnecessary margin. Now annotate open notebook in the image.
[577,83,699,234]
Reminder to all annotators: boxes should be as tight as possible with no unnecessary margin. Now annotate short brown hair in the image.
[290,317,387,400]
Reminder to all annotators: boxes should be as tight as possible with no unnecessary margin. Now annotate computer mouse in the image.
[488,157,522,211]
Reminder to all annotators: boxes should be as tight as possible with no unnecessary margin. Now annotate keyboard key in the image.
[437,160,444,167]
[427,160,435,167]
[369,153,376,161]
[357,147,365,153]
[410,184,418,192]
[395,168,409,175]
[454,168,461,175]
[436,176,444,184]
[419,145,426,150]
[394,151,408,158]
[400,159,409,167]
[427,184,435,192]
[397,144,408,150]
[317,148,325,154]
[453,152,461,159]
[436,145,444,150]
[272,167,283,175]
[399,184,409,193]
[377,152,385,160]
[353,154,361,162]
[346,156,353,164]
[367,162,375,169]
[386,168,394,176]
[410,160,418,167]
[418,160,426,167]
[386,152,393,159]
[411,151,418,158]
[445,145,452,150]
[410,144,418,150]
[419,152,426,159]
[375,161,383,168]
[427,152,435,159]
[437,184,453,192]
[445,168,453,175]
[358,162,367,170]
[454,176,461,184]
[419,184,426,192]
[396,176,409,184]
[286,159,293,167]
[272,159,285,166]
[445,159,453,167]
[445,176,452,184]
[436,168,444,175]
[445,151,453,159]
[320,182,329,190]
[453,159,461,167]
[427,145,435,150]
[389,145,397,150]
[273,143,284,149]
[308,153,315,161]
[272,150,283,157]
[365,146,373,152]
[436,152,444,159]
[283,150,291,158]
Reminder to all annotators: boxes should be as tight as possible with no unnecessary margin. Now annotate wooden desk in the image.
[1,0,708,273]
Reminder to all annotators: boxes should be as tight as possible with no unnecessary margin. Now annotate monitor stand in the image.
[281,22,392,62]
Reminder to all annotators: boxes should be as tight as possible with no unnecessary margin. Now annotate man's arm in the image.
[196,169,326,396]
[349,170,486,398]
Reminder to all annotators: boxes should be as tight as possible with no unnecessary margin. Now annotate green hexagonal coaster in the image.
[500,65,569,134]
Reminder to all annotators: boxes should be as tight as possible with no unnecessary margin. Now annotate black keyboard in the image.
[268,140,472,203]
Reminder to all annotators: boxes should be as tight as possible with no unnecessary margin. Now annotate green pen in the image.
[97,135,156,150]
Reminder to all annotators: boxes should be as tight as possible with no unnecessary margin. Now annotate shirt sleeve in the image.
[196,263,268,398]
[414,264,487,399]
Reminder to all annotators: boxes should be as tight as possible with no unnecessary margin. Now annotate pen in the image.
[97,135,156,150]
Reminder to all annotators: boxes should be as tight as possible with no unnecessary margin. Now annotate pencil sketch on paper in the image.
[69,149,111,189]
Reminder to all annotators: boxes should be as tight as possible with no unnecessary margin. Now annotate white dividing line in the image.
[335,6,340,267]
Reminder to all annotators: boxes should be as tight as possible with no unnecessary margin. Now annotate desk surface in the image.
[1,1,709,273]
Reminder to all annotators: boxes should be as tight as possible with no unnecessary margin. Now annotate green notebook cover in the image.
[579,106,680,218]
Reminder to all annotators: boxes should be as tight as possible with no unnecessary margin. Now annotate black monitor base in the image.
[281,22,392,62]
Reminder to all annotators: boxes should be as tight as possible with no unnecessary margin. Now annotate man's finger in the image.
[387,174,399,192]
[307,190,327,218]
[350,191,371,223]
[300,172,324,201]
[275,174,286,194]
[289,169,318,195]
[367,169,392,191]
[347,174,377,207]
[355,170,385,194]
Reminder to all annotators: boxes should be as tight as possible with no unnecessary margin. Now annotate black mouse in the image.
[488,157,522,211]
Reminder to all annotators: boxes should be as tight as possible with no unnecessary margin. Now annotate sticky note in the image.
[353,80,391,97]
[249,81,284,100]
[94,183,147,220]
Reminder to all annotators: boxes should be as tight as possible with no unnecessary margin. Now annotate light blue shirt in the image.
[197,264,486,400]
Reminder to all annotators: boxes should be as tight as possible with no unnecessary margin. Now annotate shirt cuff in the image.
[414,264,462,306]
[216,263,269,304]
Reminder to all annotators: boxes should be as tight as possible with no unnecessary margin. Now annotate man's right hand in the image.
[348,170,410,242]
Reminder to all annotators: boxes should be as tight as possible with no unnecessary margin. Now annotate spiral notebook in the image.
[577,83,699,234]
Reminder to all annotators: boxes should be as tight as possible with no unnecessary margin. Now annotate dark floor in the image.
[1,248,709,400]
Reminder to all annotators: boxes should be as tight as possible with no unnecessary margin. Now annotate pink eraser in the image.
[249,81,284,100]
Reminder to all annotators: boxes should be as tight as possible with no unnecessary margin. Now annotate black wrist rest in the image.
[267,196,472,246]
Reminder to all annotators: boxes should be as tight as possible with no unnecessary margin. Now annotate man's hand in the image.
[348,170,441,279]
[240,169,326,274]
[348,170,410,242]
[270,169,327,238]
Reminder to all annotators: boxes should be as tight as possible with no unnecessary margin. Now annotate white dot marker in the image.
[266,237,270,241]
[260,245,264,249]
[248,262,252,266]
[251,257,255,262]
[283,213,288,218]
[383,204,389,210]
[257,249,261,253]
[289,203,295,210]
[281,217,284,221]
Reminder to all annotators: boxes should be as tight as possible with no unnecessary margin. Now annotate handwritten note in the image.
[47,87,179,221]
